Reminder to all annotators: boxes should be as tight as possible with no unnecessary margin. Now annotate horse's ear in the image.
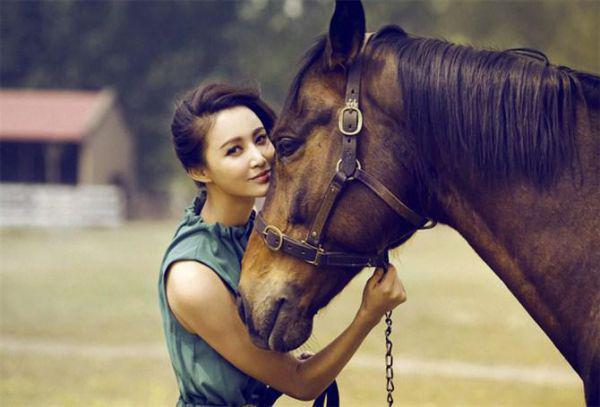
[326,0,366,68]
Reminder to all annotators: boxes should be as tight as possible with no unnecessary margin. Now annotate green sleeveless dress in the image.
[158,193,268,406]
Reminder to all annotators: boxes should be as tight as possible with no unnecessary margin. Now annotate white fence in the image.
[0,184,124,227]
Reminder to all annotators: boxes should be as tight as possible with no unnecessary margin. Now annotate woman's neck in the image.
[200,187,255,227]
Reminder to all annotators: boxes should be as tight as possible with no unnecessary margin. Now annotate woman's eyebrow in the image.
[219,127,266,149]
[252,126,266,136]
[220,136,243,150]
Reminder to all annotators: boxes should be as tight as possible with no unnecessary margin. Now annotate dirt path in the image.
[1,335,579,387]
[352,354,579,386]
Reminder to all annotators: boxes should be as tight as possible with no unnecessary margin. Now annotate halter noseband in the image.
[255,55,436,268]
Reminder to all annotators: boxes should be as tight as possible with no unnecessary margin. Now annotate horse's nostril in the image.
[272,297,287,322]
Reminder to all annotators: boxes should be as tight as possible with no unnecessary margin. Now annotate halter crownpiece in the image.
[255,53,436,269]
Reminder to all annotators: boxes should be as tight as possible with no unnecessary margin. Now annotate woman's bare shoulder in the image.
[165,261,233,331]
[165,260,309,399]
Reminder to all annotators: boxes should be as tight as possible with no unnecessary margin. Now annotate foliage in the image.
[1,0,237,192]
[1,0,598,198]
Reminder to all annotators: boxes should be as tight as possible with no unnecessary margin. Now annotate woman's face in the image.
[201,106,275,198]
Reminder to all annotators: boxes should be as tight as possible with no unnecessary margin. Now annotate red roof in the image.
[0,89,111,142]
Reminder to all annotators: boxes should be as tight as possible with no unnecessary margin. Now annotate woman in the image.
[158,83,407,406]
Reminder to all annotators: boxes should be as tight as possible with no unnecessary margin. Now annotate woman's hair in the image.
[171,83,277,188]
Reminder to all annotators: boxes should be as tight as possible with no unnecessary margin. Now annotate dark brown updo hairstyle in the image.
[171,83,277,188]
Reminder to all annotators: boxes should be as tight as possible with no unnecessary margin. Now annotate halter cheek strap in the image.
[255,56,436,268]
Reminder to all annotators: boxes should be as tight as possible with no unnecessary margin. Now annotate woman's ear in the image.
[187,167,212,184]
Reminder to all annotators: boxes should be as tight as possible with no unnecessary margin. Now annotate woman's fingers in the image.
[375,264,397,290]
[359,263,407,324]
[368,267,385,287]
[379,265,406,305]
[394,275,407,304]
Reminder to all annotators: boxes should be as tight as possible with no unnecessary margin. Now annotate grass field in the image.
[0,221,583,406]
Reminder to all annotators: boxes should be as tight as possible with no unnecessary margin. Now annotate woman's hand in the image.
[356,264,407,327]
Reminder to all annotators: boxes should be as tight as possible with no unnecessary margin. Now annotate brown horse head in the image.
[239,0,595,358]
[237,2,600,402]
[237,1,426,352]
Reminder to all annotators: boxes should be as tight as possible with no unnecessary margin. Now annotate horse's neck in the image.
[434,100,600,379]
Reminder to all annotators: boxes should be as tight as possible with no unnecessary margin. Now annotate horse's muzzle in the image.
[236,292,268,348]
[236,290,313,352]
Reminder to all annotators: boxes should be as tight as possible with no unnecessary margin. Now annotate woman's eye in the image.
[226,146,241,156]
[255,134,267,144]
[276,137,302,157]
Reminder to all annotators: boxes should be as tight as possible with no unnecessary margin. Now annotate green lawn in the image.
[0,222,583,406]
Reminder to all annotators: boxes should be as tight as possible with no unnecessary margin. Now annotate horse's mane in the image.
[287,26,598,186]
[370,25,597,186]
[576,71,600,109]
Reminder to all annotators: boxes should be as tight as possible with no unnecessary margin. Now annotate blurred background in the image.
[1,0,597,405]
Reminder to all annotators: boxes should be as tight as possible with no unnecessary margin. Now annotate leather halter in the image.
[254,55,436,268]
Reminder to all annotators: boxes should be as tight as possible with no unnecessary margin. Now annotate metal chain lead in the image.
[385,309,394,406]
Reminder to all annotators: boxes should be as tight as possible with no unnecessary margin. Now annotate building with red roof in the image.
[0,89,135,226]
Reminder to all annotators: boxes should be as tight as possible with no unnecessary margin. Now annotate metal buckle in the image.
[264,225,284,251]
[335,159,362,173]
[338,99,363,136]
[306,246,325,266]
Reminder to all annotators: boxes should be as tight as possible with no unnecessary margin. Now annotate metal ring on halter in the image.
[264,225,284,251]
[420,219,437,230]
[335,159,362,173]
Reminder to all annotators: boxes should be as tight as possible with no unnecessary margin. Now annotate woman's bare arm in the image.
[166,261,405,401]
[294,266,405,397]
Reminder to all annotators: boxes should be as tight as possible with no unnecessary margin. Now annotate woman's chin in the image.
[252,184,270,198]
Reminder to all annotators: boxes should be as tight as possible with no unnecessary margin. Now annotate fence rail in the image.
[0,184,124,227]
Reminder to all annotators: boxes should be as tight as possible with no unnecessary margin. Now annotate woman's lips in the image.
[251,170,271,184]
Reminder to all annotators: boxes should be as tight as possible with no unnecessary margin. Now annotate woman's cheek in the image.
[264,143,275,164]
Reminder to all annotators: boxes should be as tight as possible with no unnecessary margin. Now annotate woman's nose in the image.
[249,145,267,168]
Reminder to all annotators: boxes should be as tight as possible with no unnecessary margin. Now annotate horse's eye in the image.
[276,137,302,157]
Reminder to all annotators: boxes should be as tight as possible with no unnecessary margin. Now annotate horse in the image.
[237,1,600,403]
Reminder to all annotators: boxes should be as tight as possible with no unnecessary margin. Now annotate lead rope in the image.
[385,309,394,406]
